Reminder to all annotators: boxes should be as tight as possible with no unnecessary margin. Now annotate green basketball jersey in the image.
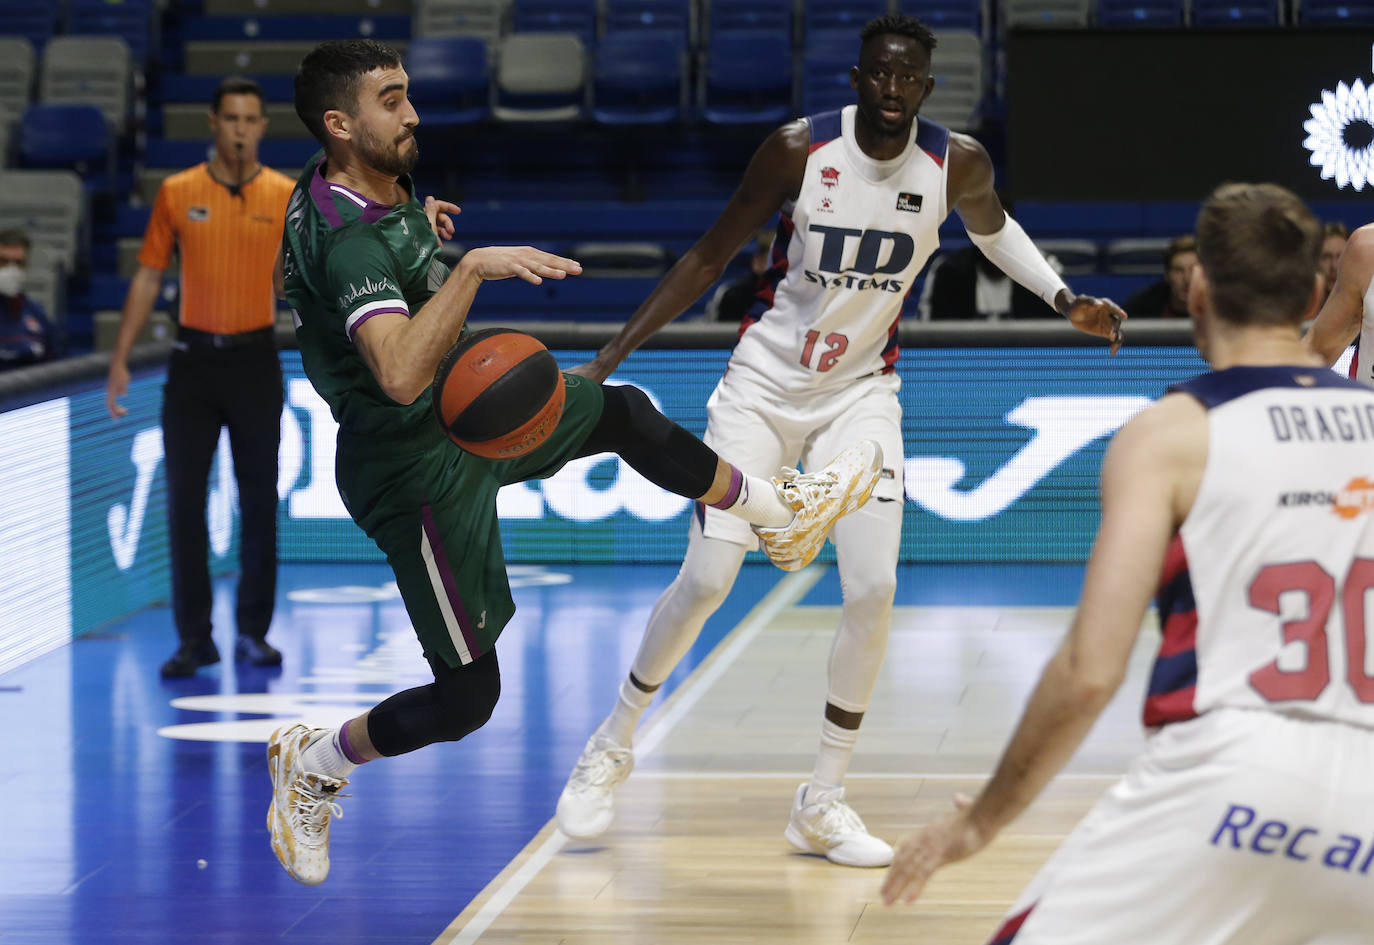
[281,150,453,444]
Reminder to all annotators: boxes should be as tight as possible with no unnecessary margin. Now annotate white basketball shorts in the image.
[992,708,1374,945]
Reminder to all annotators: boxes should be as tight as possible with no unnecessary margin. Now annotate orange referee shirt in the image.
[137,162,295,335]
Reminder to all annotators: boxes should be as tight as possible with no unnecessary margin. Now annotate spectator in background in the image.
[1320,221,1350,303]
[1123,234,1196,318]
[103,76,295,678]
[705,228,772,322]
[0,228,56,366]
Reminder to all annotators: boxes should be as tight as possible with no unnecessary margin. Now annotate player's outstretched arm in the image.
[946,134,1125,354]
[569,122,809,382]
[357,245,581,405]
[881,394,1204,907]
[1304,223,1374,367]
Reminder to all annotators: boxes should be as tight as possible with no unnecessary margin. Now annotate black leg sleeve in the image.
[366,649,502,757]
[575,383,718,499]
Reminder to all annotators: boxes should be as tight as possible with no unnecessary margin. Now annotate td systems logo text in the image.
[802,225,913,293]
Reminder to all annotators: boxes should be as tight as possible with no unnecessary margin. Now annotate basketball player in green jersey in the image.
[265,38,883,886]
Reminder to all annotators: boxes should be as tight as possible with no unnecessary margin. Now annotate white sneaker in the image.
[784,782,893,868]
[556,733,635,840]
[267,724,349,885]
[752,440,882,572]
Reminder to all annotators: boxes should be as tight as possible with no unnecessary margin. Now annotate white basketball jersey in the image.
[1148,366,1374,731]
[724,106,949,397]
[1350,269,1374,386]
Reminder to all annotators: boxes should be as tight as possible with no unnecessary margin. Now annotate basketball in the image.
[432,327,566,459]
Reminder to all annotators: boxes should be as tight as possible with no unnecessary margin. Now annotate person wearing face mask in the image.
[0,229,56,366]
[104,76,295,678]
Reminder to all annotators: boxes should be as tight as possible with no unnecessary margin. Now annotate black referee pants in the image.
[161,338,283,647]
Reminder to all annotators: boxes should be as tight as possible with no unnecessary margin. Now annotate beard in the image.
[356,124,418,177]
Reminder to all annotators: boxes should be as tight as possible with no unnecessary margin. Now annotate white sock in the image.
[809,719,859,796]
[706,465,793,527]
[596,675,656,747]
[300,728,357,780]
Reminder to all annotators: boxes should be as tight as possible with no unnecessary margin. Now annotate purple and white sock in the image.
[707,465,793,528]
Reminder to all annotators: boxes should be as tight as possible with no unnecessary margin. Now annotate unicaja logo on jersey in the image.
[1302,78,1373,192]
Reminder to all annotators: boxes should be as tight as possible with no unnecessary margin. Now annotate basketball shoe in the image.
[267,724,349,885]
[785,782,893,867]
[753,440,883,571]
[555,733,635,840]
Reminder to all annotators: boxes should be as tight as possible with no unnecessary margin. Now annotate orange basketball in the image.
[432,327,565,459]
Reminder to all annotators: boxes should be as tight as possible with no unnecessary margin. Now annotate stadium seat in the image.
[1001,0,1093,27]
[23,243,66,350]
[567,241,672,277]
[18,104,113,182]
[1298,1,1374,22]
[1037,238,1100,276]
[800,46,857,116]
[1098,0,1186,24]
[804,0,890,32]
[39,36,133,134]
[0,169,88,276]
[591,32,685,124]
[700,30,794,125]
[493,33,587,121]
[66,0,157,67]
[511,0,599,44]
[707,0,793,35]
[1190,0,1282,23]
[898,0,984,32]
[1104,237,1171,275]
[0,1,59,53]
[922,30,983,132]
[415,0,507,40]
[407,36,492,125]
[604,0,693,47]
[0,38,36,129]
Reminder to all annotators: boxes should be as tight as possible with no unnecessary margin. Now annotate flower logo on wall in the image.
[1303,78,1374,192]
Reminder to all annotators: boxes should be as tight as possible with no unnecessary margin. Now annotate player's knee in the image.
[841,570,897,618]
[433,654,502,741]
[675,556,739,608]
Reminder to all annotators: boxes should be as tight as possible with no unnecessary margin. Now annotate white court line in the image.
[437,565,828,945]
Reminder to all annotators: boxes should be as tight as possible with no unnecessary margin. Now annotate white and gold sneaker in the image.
[753,440,883,571]
[556,733,635,840]
[267,724,348,886]
[784,782,893,868]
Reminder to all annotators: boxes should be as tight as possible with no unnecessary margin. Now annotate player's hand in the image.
[106,361,131,419]
[461,246,582,285]
[424,196,460,242]
[881,793,992,906]
[1065,294,1127,355]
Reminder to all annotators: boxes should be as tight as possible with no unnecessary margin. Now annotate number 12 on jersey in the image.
[800,330,849,372]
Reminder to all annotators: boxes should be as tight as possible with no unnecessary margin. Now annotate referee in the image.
[105,77,295,678]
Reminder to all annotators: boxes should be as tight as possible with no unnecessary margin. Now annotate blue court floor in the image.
[0,562,1083,944]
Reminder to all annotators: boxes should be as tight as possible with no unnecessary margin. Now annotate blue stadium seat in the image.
[67,0,156,66]
[604,0,693,46]
[804,0,889,32]
[18,103,114,193]
[0,1,59,51]
[897,0,983,32]
[407,36,491,125]
[1097,0,1185,25]
[701,30,794,125]
[1190,0,1280,23]
[181,15,412,42]
[1299,1,1374,22]
[707,0,793,34]
[592,33,684,124]
[800,47,856,115]
[511,0,599,44]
